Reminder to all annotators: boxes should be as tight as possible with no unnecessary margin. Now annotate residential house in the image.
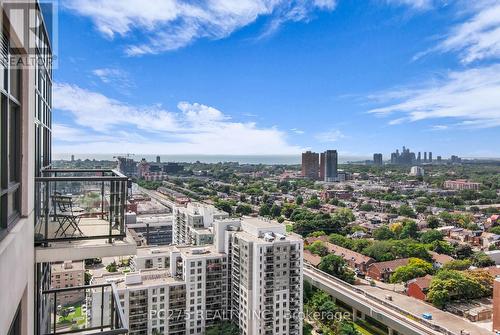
[303,250,322,267]
[367,258,411,282]
[305,237,375,274]
[481,232,500,250]
[406,275,432,301]
[429,251,454,268]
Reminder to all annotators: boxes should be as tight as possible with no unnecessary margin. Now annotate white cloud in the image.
[291,128,305,134]
[53,83,302,155]
[52,124,89,142]
[368,64,500,128]
[93,68,132,85]
[430,125,449,131]
[315,129,345,142]
[384,0,434,10]
[435,1,500,63]
[54,83,178,132]
[63,0,337,55]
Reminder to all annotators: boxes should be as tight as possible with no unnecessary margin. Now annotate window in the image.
[0,37,22,237]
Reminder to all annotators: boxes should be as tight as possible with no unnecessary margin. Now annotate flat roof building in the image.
[301,151,320,180]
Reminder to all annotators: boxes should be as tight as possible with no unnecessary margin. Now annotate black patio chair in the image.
[51,193,85,237]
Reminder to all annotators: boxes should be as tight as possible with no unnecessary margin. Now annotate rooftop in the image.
[177,245,226,259]
[408,274,433,289]
[51,260,85,273]
[369,258,411,272]
[135,245,178,258]
[93,269,184,290]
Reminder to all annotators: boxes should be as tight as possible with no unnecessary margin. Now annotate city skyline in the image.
[1,2,499,335]
[53,1,500,158]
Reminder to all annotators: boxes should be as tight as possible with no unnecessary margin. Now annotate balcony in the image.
[35,169,136,261]
[40,283,127,335]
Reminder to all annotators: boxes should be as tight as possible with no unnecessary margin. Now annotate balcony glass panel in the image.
[41,283,128,335]
[35,169,128,243]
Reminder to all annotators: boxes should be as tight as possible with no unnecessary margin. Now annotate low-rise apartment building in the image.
[444,179,482,191]
[50,261,85,306]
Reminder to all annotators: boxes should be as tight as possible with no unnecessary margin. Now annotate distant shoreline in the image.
[53,153,367,165]
[52,153,500,165]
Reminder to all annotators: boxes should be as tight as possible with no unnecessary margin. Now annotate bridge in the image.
[136,185,177,210]
[304,264,455,335]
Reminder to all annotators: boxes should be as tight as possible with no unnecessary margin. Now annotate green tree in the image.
[431,240,455,256]
[426,215,440,229]
[373,225,395,240]
[84,271,92,285]
[415,204,428,214]
[455,244,473,259]
[427,269,492,308]
[309,231,327,237]
[359,203,374,212]
[319,254,356,284]
[398,205,416,218]
[439,211,453,224]
[296,195,304,205]
[307,241,329,257]
[106,261,118,273]
[305,197,321,209]
[259,204,271,217]
[235,204,252,215]
[420,230,443,244]
[270,204,282,218]
[390,258,433,283]
[399,219,419,239]
[338,322,361,335]
[206,321,240,335]
[333,208,355,226]
[215,200,233,215]
[471,252,495,267]
[281,203,297,218]
[442,259,472,271]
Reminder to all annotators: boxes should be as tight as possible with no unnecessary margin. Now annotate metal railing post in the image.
[108,181,115,244]
[44,180,49,244]
[101,181,105,220]
[100,286,105,331]
[120,180,126,236]
[53,292,57,335]
[110,286,115,329]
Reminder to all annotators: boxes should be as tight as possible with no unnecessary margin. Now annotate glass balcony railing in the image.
[35,169,129,244]
[41,283,128,335]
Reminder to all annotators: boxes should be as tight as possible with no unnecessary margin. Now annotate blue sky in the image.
[53,0,500,159]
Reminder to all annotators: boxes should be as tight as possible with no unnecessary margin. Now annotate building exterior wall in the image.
[0,2,50,334]
[444,180,481,191]
[324,150,338,182]
[406,283,426,301]
[493,278,500,333]
[231,231,303,335]
[50,261,85,306]
[301,151,319,180]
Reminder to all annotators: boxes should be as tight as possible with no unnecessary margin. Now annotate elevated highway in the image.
[304,264,456,335]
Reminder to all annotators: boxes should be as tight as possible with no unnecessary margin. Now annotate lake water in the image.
[52,153,371,165]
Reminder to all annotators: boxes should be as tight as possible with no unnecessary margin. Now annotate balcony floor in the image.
[36,218,136,262]
[36,217,121,240]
